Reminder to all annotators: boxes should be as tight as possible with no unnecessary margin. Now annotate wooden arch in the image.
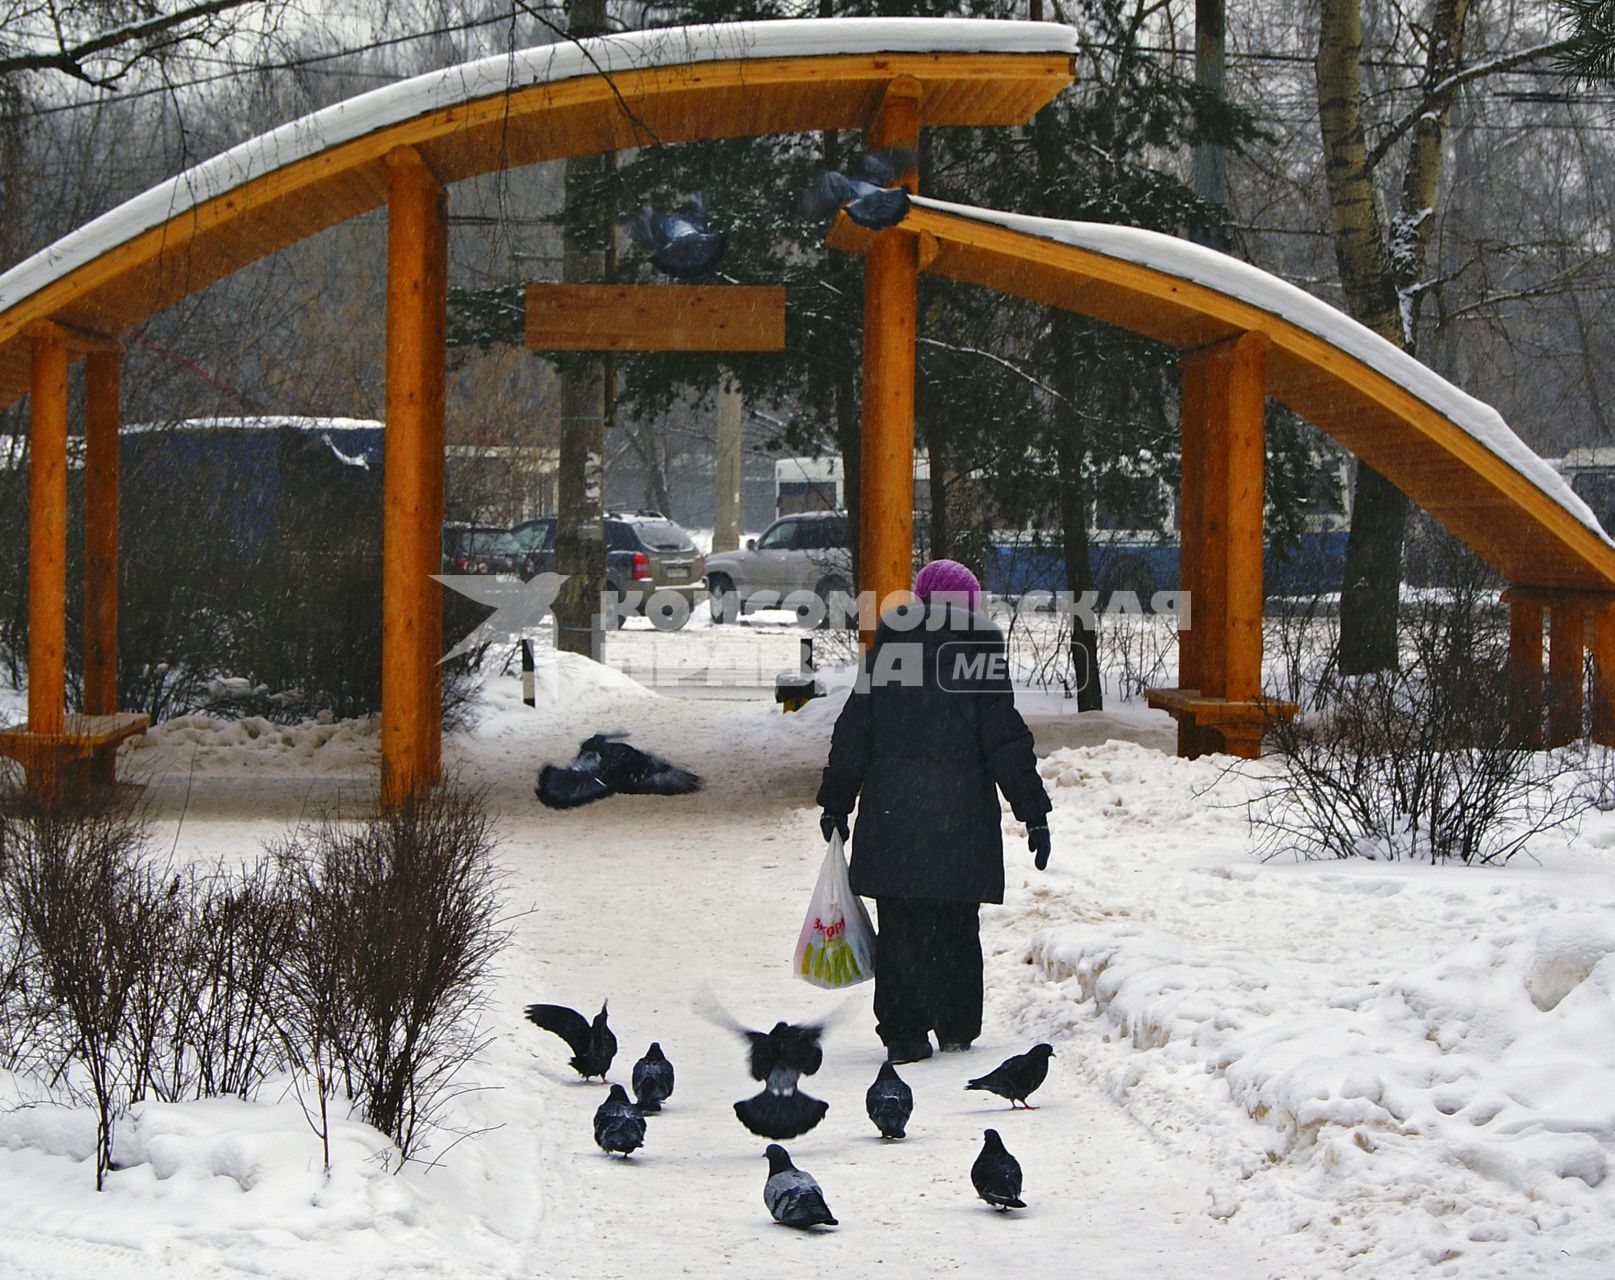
[0,19,1077,803]
[830,198,1615,755]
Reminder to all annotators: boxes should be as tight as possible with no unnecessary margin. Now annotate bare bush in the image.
[1248,555,1588,865]
[271,781,506,1165]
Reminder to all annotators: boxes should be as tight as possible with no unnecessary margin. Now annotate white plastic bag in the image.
[794,831,876,988]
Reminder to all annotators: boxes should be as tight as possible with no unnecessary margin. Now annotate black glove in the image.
[1027,821,1051,871]
[821,810,849,843]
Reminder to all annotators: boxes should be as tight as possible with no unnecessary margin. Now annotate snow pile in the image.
[1013,742,1615,1274]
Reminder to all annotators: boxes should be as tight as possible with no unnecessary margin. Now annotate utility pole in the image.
[1191,0,1228,251]
[552,0,612,658]
[712,371,743,553]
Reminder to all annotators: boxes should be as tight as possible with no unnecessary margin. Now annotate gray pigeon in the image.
[593,1083,646,1157]
[971,1128,1025,1210]
[966,1043,1055,1109]
[763,1144,838,1228]
[627,194,726,278]
[632,1041,675,1113]
[865,1060,913,1139]
[800,150,914,229]
[524,1000,616,1080]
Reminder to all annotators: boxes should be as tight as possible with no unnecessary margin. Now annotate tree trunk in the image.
[551,0,611,657]
[1051,315,1102,711]
[1316,0,1470,674]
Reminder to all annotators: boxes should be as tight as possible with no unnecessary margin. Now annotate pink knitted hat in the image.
[912,558,982,611]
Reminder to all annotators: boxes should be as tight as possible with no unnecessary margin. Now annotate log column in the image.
[1548,604,1587,748]
[858,77,921,647]
[84,351,121,783]
[1593,604,1615,747]
[1175,356,1212,757]
[1507,595,1545,748]
[27,329,69,748]
[1178,332,1268,757]
[381,147,448,806]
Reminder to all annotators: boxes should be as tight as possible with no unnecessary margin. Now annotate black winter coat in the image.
[816,604,1051,904]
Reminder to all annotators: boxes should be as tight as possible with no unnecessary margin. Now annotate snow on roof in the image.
[912,195,1611,545]
[0,20,1076,315]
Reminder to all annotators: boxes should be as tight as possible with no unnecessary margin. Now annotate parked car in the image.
[703,510,853,625]
[510,516,554,578]
[513,511,705,628]
[442,522,525,575]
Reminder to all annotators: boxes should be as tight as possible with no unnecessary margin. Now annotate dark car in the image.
[512,511,705,628]
[703,511,852,625]
[442,522,524,575]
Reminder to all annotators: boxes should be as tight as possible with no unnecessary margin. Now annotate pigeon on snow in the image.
[536,733,702,809]
[632,1042,675,1113]
[695,996,834,1140]
[865,1060,913,1140]
[593,1083,647,1157]
[627,194,726,278]
[763,1144,838,1228]
[523,1000,617,1080]
[966,1043,1055,1109]
[971,1128,1026,1210]
[800,149,915,229]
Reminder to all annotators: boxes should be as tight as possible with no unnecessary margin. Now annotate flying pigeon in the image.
[763,1144,838,1228]
[966,1043,1055,1109]
[865,1060,913,1140]
[971,1129,1026,1210]
[734,1087,831,1140]
[536,734,702,809]
[524,1000,617,1080]
[800,149,915,230]
[627,194,726,278]
[593,1083,647,1157]
[632,1042,675,1113]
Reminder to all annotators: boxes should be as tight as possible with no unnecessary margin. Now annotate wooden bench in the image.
[0,712,150,804]
[1143,687,1298,760]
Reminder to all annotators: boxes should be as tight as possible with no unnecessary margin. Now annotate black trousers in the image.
[873,897,983,1047]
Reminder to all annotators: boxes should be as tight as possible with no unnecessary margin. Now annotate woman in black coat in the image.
[816,559,1052,1063]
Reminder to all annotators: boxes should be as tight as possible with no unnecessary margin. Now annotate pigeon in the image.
[524,1000,617,1080]
[865,1060,913,1139]
[734,1087,831,1140]
[593,1083,647,1157]
[627,194,726,278]
[971,1128,1026,1210]
[966,1043,1055,1109]
[763,1144,838,1228]
[536,733,702,809]
[739,1019,826,1094]
[800,149,915,230]
[632,1042,675,1113]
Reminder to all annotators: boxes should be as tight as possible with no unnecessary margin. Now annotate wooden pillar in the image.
[381,147,447,806]
[84,353,119,713]
[858,78,921,647]
[84,351,121,785]
[1507,596,1544,748]
[27,330,69,744]
[1179,332,1267,757]
[1548,604,1586,748]
[1592,605,1615,747]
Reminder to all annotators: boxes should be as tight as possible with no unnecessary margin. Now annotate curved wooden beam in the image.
[0,21,1075,408]
[828,199,1615,593]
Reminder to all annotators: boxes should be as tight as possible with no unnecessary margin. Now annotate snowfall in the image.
[4,610,1615,1280]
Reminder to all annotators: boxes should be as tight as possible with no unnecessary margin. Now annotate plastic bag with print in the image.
[793,831,876,988]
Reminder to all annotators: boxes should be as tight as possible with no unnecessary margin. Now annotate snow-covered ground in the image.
[4,618,1615,1279]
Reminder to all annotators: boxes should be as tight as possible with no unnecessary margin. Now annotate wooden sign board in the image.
[525,284,785,352]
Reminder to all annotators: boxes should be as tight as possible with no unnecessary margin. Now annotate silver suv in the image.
[703,511,852,625]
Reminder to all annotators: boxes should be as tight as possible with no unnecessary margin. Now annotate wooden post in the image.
[1548,604,1586,748]
[84,351,121,784]
[1179,332,1267,757]
[1592,605,1615,747]
[1177,358,1206,695]
[1507,596,1545,748]
[858,78,921,647]
[381,147,447,806]
[1223,333,1267,705]
[27,330,69,748]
